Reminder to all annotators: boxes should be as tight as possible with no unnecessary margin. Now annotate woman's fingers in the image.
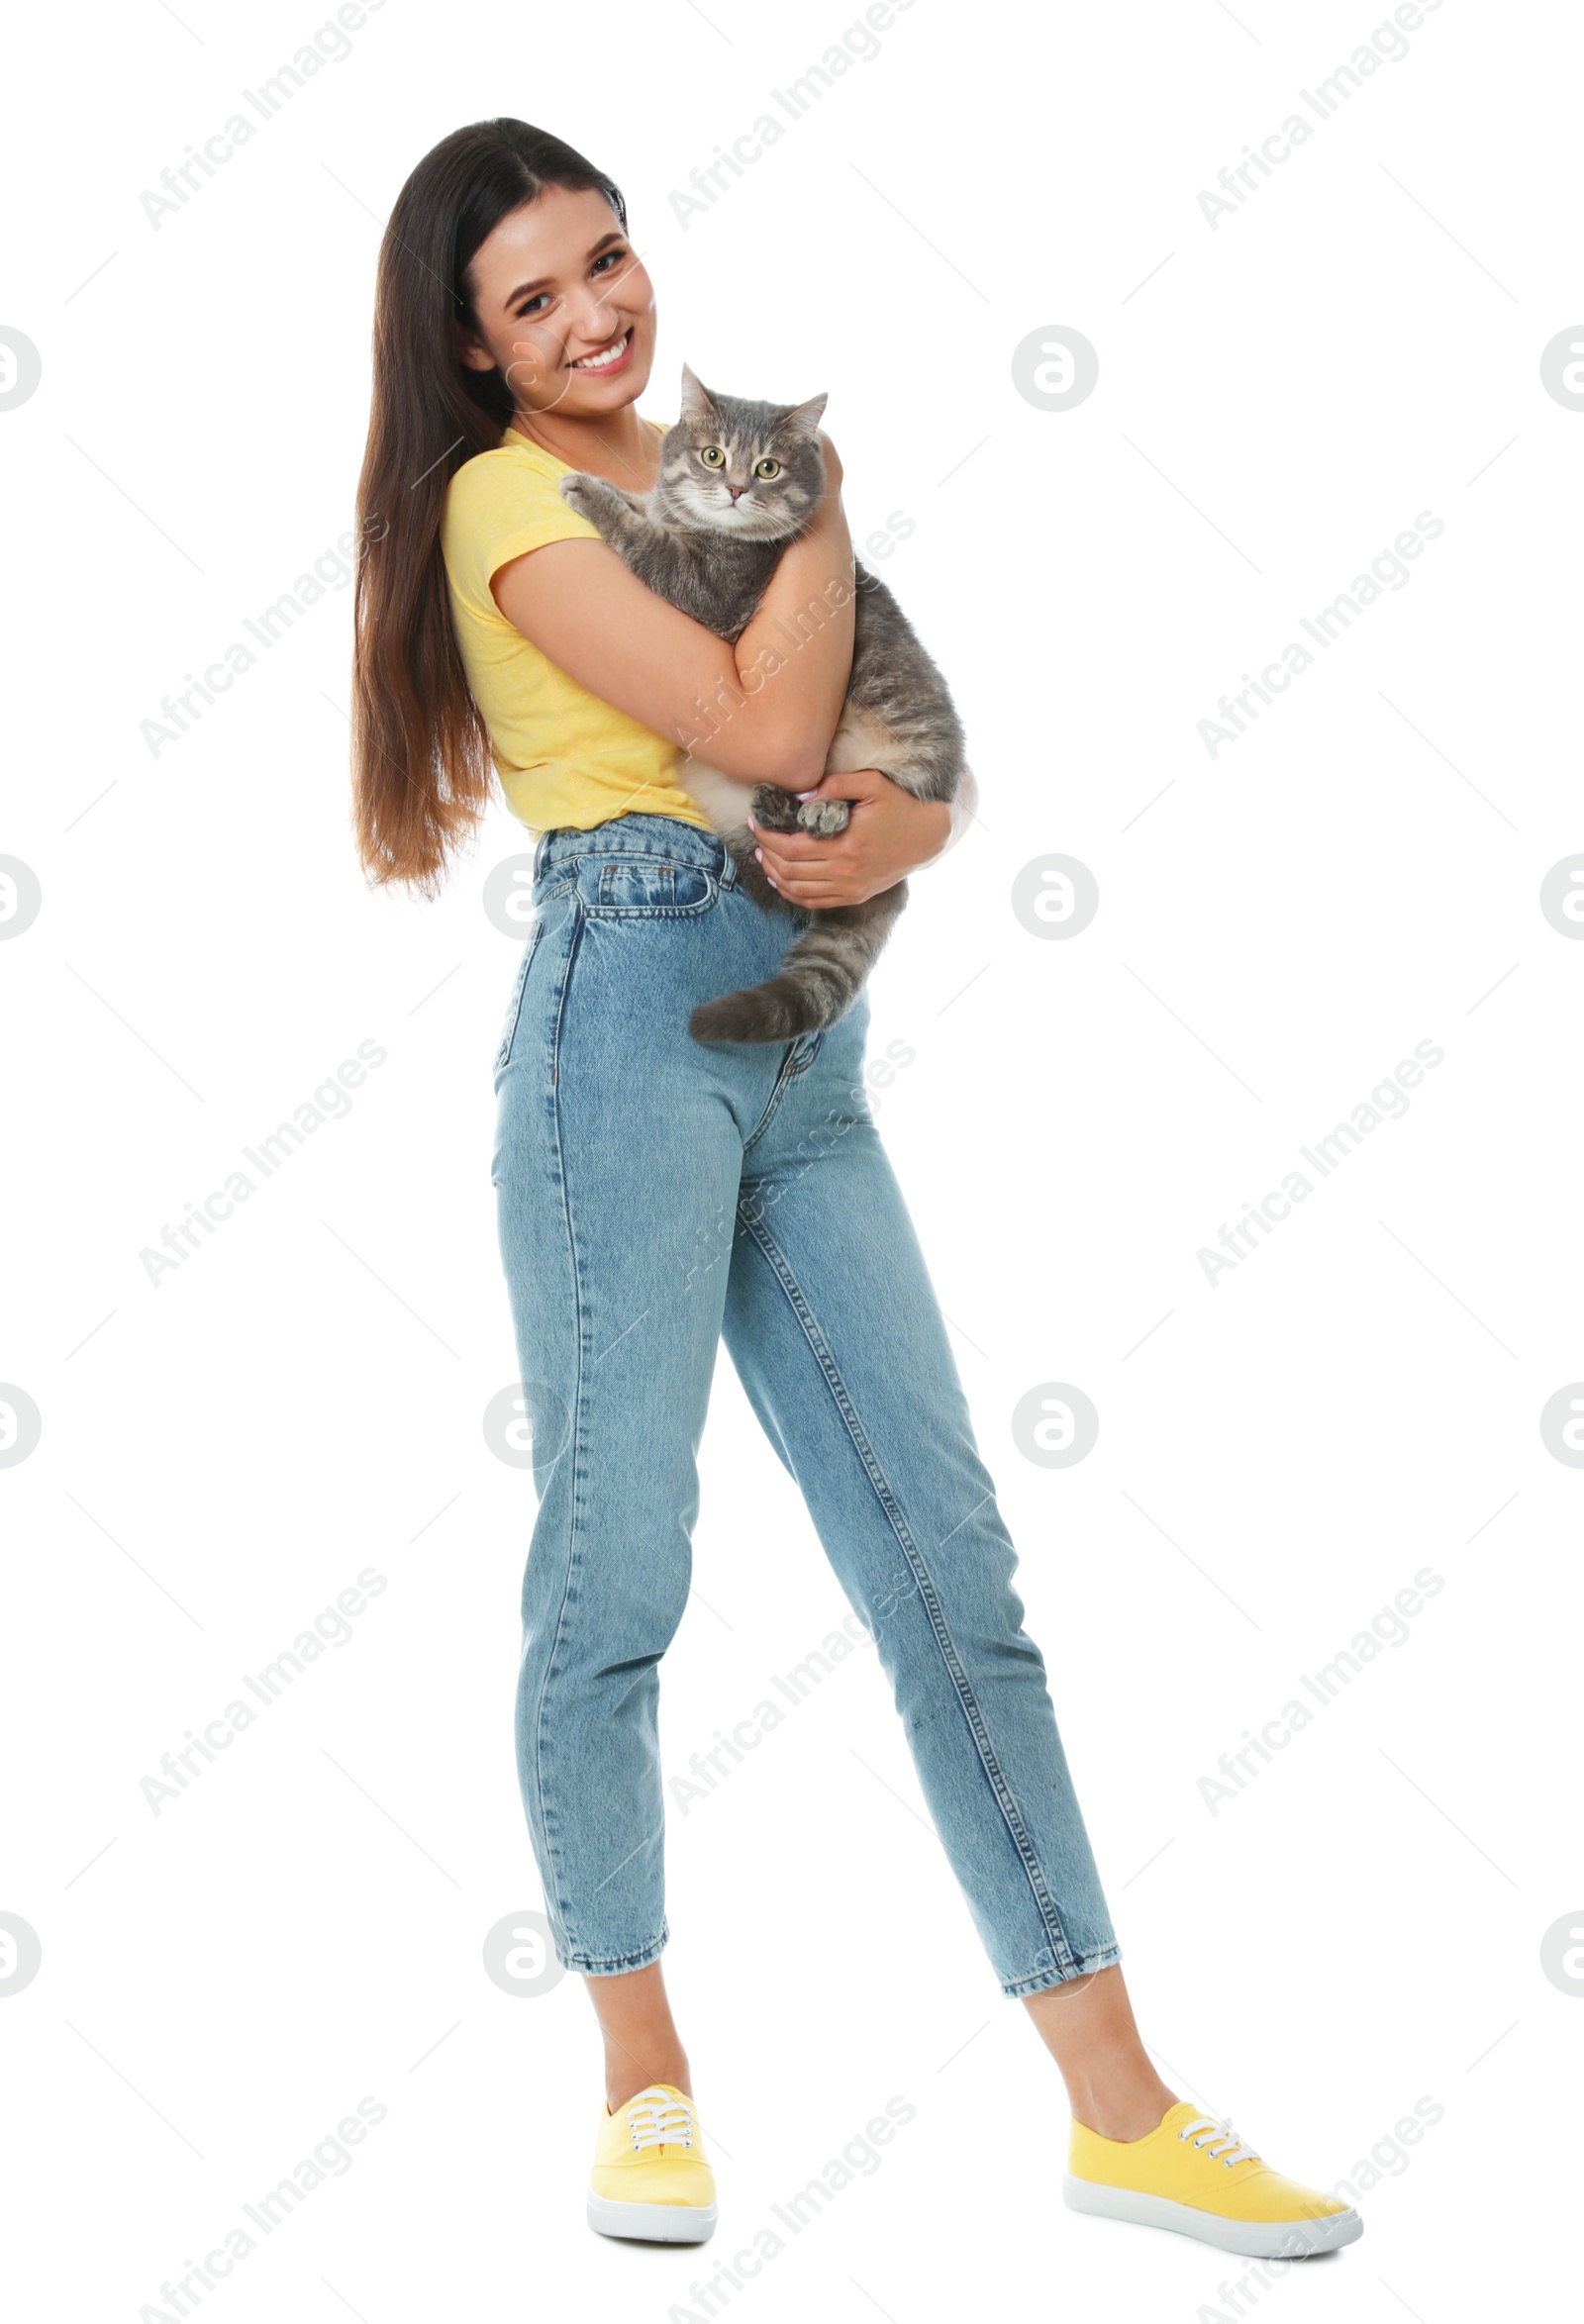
[759,868,860,906]
[750,826,851,867]
[750,798,880,905]
[757,855,839,894]
[762,873,863,907]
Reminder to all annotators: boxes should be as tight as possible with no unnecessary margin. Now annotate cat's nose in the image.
[727,484,748,501]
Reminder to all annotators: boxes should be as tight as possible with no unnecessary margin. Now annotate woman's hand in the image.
[747,767,952,908]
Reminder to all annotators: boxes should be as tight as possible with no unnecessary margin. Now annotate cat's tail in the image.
[689,886,908,1045]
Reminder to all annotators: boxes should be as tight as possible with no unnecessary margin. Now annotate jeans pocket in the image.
[589,858,717,916]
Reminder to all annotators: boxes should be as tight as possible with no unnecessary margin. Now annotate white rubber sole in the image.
[1062,2175,1362,2260]
[587,2189,718,2244]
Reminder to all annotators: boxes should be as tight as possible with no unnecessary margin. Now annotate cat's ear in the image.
[678,363,719,425]
[780,391,829,440]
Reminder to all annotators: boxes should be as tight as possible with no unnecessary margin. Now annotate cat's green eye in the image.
[754,457,782,480]
[700,445,726,467]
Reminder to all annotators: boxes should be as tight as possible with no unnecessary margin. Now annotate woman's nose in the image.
[569,288,619,341]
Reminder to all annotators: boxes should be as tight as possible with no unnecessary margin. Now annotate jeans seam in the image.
[742,1041,809,1152]
[562,1925,671,1979]
[1004,1943,1122,1999]
[528,901,589,1959]
[495,921,543,1077]
[735,1206,1080,1980]
[546,900,584,1091]
[585,899,718,920]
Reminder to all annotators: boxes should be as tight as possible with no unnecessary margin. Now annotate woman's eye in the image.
[700,446,725,467]
[516,295,549,318]
[591,248,626,276]
[754,458,781,479]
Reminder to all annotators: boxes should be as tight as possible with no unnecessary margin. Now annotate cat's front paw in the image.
[747,785,804,834]
[557,473,603,520]
[797,797,850,837]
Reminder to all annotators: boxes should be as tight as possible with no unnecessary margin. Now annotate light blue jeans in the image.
[492,813,1119,1998]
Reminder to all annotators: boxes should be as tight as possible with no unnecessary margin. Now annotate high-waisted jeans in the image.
[491,813,1119,1997]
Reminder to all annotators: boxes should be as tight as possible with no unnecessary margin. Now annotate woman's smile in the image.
[568,327,635,375]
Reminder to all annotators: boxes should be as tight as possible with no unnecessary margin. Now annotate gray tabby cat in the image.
[557,364,965,1045]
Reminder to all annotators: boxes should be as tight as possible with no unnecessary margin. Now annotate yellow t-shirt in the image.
[440,420,712,837]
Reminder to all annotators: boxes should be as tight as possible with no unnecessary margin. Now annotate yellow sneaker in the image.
[587,2082,718,2244]
[1064,2100,1362,2259]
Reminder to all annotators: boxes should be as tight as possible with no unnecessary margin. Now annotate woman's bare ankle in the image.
[585,1961,692,2114]
[1065,2072,1177,2143]
[1021,1965,1176,2142]
[605,2051,691,2112]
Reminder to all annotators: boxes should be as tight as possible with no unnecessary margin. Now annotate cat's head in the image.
[652,364,828,539]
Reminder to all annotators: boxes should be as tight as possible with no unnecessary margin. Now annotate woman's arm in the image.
[489,438,855,792]
[747,765,980,908]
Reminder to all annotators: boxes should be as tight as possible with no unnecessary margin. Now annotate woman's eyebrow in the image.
[505,230,626,307]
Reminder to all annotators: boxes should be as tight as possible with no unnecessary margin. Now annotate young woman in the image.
[351,118,1361,2264]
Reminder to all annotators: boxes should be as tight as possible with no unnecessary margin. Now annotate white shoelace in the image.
[1178,2114,1259,2168]
[628,2093,695,2153]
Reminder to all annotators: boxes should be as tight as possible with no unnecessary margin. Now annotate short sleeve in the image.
[441,448,600,621]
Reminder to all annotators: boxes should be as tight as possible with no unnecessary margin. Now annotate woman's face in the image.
[460,183,655,418]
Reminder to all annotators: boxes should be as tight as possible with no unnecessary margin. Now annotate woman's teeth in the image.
[571,332,631,371]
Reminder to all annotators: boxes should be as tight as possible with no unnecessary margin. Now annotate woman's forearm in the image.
[491,441,855,795]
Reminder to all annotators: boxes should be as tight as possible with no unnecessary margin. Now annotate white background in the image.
[3,1,1579,2318]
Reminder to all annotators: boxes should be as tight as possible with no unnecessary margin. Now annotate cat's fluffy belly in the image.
[680,761,751,839]
[825,708,897,779]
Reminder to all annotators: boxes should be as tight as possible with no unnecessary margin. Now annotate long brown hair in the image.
[350,120,627,892]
